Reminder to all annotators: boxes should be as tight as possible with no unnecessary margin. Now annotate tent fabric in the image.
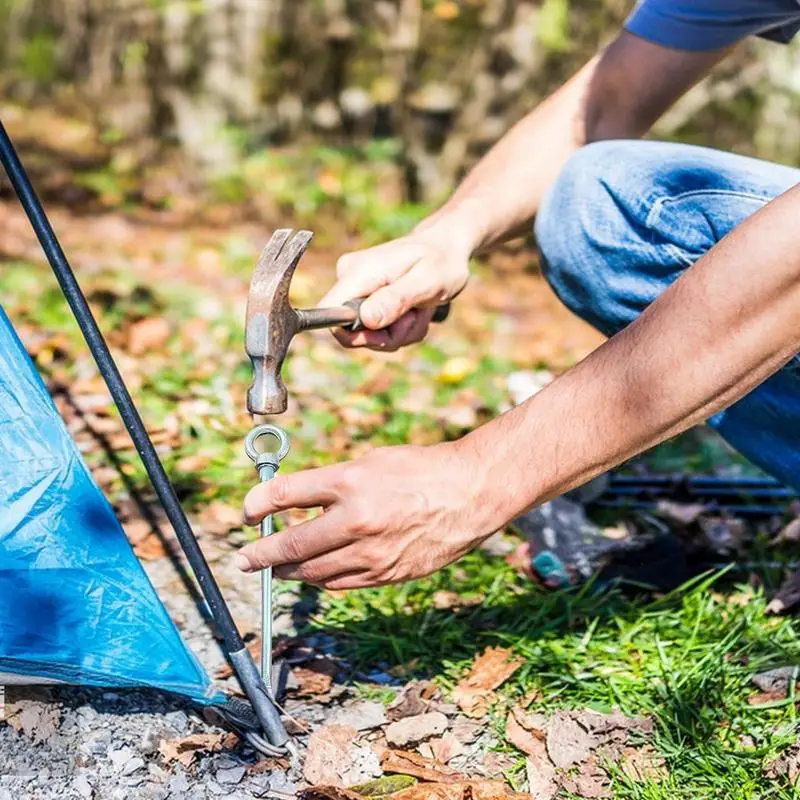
[0,306,223,704]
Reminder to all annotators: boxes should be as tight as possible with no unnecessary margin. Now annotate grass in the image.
[317,560,800,798]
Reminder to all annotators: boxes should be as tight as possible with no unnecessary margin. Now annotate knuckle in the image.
[277,531,304,563]
[268,474,291,506]
[336,252,358,277]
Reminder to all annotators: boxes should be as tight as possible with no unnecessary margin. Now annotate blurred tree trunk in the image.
[1,0,798,201]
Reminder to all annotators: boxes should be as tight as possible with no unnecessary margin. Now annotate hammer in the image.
[245,228,450,415]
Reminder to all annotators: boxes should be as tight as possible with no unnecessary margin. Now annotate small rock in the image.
[109,746,135,772]
[166,773,190,794]
[216,765,246,785]
[752,666,797,694]
[385,711,449,747]
[122,756,145,776]
[269,772,298,794]
[165,710,189,734]
[73,774,93,800]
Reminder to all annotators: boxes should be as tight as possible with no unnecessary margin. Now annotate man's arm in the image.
[237,187,800,589]
[322,32,728,350]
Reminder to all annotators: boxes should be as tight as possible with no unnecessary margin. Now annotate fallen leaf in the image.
[350,775,418,798]
[388,681,441,721]
[619,745,669,782]
[774,517,800,544]
[159,733,225,767]
[655,501,707,526]
[386,712,449,748]
[525,754,558,800]
[546,711,597,770]
[452,647,523,718]
[176,454,211,473]
[292,658,339,697]
[246,756,290,773]
[199,501,243,536]
[4,699,60,744]
[298,787,365,800]
[764,743,800,784]
[423,733,464,764]
[391,780,529,800]
[381,749,466,782]
[127,317,171,355]
[504,710,543,757]
[437,357,474,385]
[432,591,484,611]
[328,700,387,731]
[303,724,358,786]
[133,532,168,561]
[748,689,787,705]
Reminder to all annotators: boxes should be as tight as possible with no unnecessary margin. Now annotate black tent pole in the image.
[0,121,288,749]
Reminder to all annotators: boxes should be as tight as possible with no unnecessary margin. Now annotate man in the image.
[235,1,800,590]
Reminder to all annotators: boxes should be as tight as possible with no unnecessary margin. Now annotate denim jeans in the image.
[535,139,800,490]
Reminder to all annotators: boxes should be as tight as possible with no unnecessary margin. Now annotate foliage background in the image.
[3,0,800,205]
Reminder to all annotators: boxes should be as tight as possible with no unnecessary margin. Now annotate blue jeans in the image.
[535,140,800,490]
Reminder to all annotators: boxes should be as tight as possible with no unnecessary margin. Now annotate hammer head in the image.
[246,229,313,414]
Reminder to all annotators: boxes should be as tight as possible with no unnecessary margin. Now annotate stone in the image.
[216,765,246,785]
[121,756,145,776]
[109,746,135,772]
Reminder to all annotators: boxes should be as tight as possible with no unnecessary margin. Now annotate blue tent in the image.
[0,306,223,704]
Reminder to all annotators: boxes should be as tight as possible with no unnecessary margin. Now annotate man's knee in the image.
[535,140,643,333]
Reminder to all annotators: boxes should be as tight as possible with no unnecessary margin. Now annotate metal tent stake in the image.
[0,121,288,750]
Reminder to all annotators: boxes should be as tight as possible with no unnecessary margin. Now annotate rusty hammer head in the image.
[245,229,313,415]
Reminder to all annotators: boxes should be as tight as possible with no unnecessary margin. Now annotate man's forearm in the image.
[465,185,800,525]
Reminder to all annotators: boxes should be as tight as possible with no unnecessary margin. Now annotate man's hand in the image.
[235,440,498,589]
[318,231,470,351]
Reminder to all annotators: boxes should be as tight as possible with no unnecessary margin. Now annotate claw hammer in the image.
[245,228,450,415]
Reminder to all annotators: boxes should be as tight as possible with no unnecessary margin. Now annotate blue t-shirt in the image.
[625,0,800,51]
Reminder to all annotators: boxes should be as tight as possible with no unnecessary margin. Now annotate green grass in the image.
[316,561,800,798]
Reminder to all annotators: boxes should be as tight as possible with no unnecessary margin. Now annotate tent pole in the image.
[0,121,288,749]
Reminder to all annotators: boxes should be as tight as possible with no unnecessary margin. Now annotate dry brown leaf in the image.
[386,712,449,748]
[176,454,211,473]
[159,732,226,767]
[525,754,558,800]
[774,517,800,544]
[452,647,523,718]
[655,501,707,526]
[303,724,358,786]
[504,710,543,757]
[199,500,243,536]
[388,680,440,721]
[292,658,339,697]
[390,780,529,800]
[133,532,169,561]
[127,317,171,355]
[747,689,787,705]
[381,749,466,783]
[546,711,597,770]
[432,591,484,611]
[246,756,291,774]
[619,745,669,782]
[423,733,464,764]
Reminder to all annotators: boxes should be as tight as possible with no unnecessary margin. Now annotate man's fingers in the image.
[243,466,343,524]
[236,510,349,572]
[358,266,441,330]
[273,543,365,583]
[322,241,421,308]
